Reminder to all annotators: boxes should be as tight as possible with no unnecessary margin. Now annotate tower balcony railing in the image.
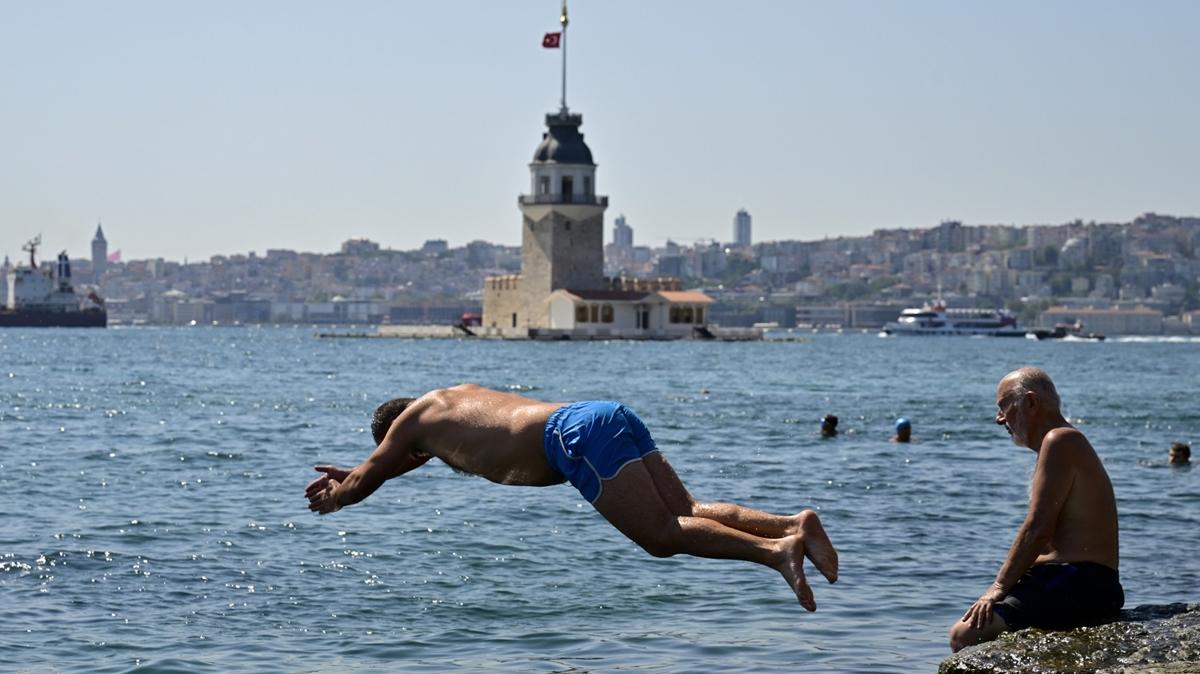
[519,194,608,207]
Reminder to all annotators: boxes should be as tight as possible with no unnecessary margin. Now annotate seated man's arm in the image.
[963,433,1077,627]
[306,405,434,514]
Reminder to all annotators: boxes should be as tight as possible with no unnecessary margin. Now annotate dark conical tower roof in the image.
[533,111,594,165]
[93,223,106,242]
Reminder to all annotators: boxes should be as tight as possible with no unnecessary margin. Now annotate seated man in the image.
[305,384,838,610]
[949,367,1123,652]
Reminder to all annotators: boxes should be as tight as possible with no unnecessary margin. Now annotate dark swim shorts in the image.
[993,562,1124,630]
[543,401,660,503]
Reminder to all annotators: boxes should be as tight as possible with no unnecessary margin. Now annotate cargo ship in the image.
[1,236,107,328]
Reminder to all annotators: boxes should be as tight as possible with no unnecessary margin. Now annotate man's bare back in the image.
[304,384,839,609]
[399,384,565,486]
[1030,426,1118,569]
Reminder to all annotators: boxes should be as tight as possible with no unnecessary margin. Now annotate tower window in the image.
[539,176,550,195]
[583,176,592,197]
[561,176,573,202]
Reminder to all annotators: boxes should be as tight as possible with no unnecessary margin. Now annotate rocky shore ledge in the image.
[939,603,1199,673]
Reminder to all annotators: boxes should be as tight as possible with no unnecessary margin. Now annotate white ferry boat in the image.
[882,301,1025,337]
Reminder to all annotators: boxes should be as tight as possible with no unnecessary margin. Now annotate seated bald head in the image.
[1001,367,1061,411]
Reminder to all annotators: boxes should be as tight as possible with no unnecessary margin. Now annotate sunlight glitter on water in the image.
[1,328,1197,672]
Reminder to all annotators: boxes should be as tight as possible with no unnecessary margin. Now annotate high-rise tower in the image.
[91,223,108,279]
[733,209,752,248]
[612,214,633,249]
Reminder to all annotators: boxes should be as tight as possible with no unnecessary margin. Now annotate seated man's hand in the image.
[961,584,1006,629]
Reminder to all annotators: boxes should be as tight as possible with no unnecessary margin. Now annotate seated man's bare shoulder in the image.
[1040,427,1096,465]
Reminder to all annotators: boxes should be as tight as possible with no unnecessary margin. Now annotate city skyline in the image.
[2,1,1198,262]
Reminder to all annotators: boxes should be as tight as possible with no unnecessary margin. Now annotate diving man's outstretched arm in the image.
[305,409,432,514]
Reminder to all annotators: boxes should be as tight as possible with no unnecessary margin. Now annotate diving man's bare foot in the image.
[794,510,838,584]
[776,535,816,611]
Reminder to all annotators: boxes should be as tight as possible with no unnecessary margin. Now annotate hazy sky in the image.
[2,1,1198,262]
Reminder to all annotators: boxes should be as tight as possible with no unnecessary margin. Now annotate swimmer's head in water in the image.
[895,418,911,431]
[820,414,839,436]
[372,397,418,445]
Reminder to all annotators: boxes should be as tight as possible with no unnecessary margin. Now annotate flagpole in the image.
[560,0,569,112]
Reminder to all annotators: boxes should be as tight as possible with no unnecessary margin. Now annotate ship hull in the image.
[0,310,107,328]
[881,326,1027,337]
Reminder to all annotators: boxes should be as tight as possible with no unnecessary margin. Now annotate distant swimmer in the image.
[949,368,1123,652]
[890,417,912,443]
[1169,442,1191,465]
[820,414,839,438]
[304,384,839,609]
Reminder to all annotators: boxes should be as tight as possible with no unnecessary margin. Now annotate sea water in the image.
[1,328,1197,673]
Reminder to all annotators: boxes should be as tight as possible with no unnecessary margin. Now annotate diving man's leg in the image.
[640,452,838,583]
[592,458,832,610]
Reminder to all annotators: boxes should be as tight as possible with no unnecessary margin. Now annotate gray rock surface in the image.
[939,604,1200,674]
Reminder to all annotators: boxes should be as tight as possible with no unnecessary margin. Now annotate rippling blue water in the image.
[1,328,1197,673]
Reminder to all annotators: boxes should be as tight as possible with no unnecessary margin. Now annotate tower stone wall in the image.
[522,208,604,289]
[482,274,527,333]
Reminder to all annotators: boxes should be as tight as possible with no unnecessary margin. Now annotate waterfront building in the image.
[929,220,965,253]
[1038,304,1164,335]
[1004,247,1034,270]
[422,239,450,256]
[1091,274,1116,298]
[734,209,752,248]
[1183,309,1200,334]
[91,223,108,280]
[849,303,907,329]
[1027,225,1070,253]
[340,238,380,256]
[795,304,850,329]
[1059,237,1088,270]
[545,287,713,338]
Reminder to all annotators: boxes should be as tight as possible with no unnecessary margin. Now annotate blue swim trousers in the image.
[543,401,660,503]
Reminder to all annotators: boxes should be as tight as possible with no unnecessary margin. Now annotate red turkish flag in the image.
[542,32,561,48]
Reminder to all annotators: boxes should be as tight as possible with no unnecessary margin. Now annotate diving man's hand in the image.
[306,465,352,514]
